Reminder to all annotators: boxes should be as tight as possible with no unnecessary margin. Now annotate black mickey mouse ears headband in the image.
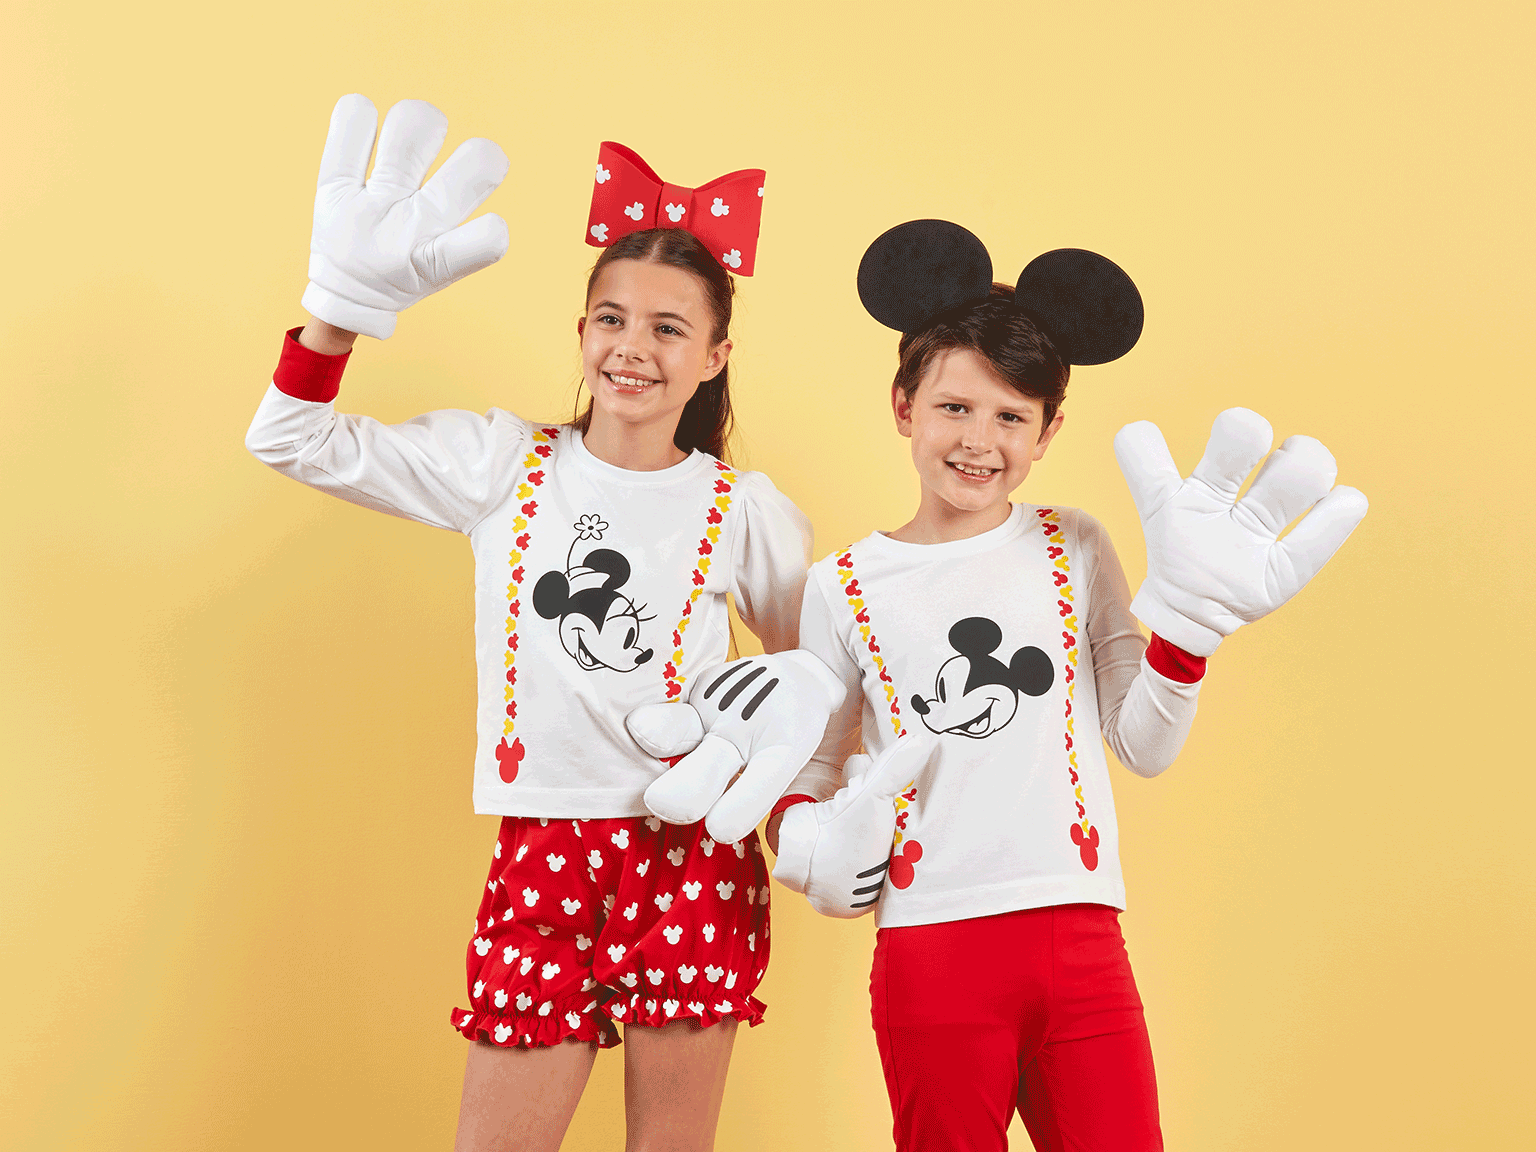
[856,219,1145,366]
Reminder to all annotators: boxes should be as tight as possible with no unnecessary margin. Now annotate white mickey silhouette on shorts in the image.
[611,828,630,849]
[716,881,736,900]
[655,892,674,912]
[562,898,581,915]
[494,1022,513,1042]
[608,943,627,962]
[704,964,723,982]
[474,937,492,956]
[663,925,683,944]
[702,923,716,942]
[522,887,539,907]
[678,964,697,984]
[546,853,565,872]
[682,881,702,900]
[668,847,686,866]
[494,988,508,1008]
[646,967,664,985]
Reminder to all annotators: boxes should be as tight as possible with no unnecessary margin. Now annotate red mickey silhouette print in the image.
[1070,823,1100,870]
[888,840,923,889]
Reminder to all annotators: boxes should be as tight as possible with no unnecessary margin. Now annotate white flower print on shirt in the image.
[574,514,609,540]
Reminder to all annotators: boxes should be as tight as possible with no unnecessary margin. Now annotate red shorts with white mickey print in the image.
[451,813,772,1049]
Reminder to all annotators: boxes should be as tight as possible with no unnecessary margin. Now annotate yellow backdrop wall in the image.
[3,1,1532,1148]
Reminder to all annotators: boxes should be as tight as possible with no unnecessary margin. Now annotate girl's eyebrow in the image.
[592,300,694,328]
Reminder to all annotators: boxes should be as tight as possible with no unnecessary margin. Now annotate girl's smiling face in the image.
[894,346,1065,524]
[579,258,730,442]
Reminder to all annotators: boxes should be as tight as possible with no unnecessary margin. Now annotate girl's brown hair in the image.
[893,284,1070,426]
[575,229,737,462]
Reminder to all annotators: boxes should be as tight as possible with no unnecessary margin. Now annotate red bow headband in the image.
[586,142,766,276]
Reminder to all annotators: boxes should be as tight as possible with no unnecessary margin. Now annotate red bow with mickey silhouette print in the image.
[586,142,766,276]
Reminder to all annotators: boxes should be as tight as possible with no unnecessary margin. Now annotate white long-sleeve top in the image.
[785,503,1202,927]
[246,380,812,818]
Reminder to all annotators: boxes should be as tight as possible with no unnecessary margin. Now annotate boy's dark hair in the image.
[892,283,1069,426]
[576,228,736,463]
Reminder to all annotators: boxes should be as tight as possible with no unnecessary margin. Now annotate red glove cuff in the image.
[272,326,350,403]
[770,793,817,818]
[1146,634,1207,683]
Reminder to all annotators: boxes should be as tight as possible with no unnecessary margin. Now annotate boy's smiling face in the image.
[893,347,1065,526]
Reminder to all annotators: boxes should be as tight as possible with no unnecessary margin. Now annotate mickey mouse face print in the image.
[910,617,1054,739]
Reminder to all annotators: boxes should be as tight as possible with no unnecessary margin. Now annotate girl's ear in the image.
[704,338,732,378]
[891,384,915,438]
[1033,409,1066,460]
[576,316,586,339]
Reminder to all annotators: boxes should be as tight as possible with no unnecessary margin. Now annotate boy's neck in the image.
[582,411,690,472]
[887,493,1014,545]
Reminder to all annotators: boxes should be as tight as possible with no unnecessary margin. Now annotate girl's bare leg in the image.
[622,1019,739,1152]
[454,1037,599,1152]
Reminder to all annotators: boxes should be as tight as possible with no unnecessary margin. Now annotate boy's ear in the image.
[1033,409,1066,460]
[891,385,915,438]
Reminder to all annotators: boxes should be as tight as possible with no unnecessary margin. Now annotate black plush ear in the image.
[1013,249,1143,365]
[949,616,1002,657]
[857,219,993,333]
[532,571,570,619]
[1008,647,1056,697]
[582,548,631,589]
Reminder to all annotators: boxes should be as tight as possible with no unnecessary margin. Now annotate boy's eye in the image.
[999,412,1022,423]
[941,403,966,414]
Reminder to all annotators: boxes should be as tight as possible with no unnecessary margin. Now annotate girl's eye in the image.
[657,324,680,337]
[598,313,622,326]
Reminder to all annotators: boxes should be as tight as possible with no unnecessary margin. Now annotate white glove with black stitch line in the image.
[301,94,511,339]
[1114,408,1369,657]
[771,737,934,918]
[625,651,847,845]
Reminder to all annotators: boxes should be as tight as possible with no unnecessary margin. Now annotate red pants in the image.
[871,904,1161,1152]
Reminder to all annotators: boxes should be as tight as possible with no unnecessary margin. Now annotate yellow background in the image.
[4,1,1532,1148]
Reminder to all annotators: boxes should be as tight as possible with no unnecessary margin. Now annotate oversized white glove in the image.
[625,651,846,845]
[1114,408,1369,657]
[771,738,934,919]
[301,94,511,339]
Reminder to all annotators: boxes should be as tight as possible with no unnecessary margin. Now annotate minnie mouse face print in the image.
[910,617,1054,739]
[533,515,655,672]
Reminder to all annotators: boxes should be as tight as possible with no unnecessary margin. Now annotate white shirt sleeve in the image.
[728,470,814,654]
[781,569,865,801]
[244,383,531,534]
[1078,511,1203,778]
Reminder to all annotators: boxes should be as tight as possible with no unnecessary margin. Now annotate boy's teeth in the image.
[951,462,995,476]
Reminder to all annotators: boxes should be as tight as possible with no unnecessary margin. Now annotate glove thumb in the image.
[861,738,933,802]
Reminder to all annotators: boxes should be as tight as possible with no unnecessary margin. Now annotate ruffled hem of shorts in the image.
[450,1003,621,1049]
[604,991,767,1030]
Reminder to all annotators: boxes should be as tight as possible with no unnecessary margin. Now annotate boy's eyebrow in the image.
[592,300,695,328]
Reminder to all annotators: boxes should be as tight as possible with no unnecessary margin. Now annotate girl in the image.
[246,96,813,1152]
[766,220,1367,1151]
